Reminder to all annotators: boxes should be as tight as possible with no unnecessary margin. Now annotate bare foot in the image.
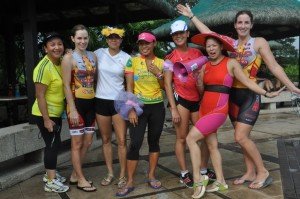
[249,171,272,189]
[233,173,256,185]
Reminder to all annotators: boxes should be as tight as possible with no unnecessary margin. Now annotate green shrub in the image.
[284,64,299,82]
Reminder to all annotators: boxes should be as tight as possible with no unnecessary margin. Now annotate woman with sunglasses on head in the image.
[116,31,165,197]
[177,3,300,190]
[94,27,131,188]
[62,24,97,192]
[32,32,69,193]
[164,20,214,188]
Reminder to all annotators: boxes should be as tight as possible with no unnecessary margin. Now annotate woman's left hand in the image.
[266,86,286,98]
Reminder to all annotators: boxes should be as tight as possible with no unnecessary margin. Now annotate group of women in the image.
[31,3,300,198]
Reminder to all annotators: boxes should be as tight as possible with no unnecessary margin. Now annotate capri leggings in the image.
[33,115,62,170]
[229,88,260,126]
[127,102,165,160]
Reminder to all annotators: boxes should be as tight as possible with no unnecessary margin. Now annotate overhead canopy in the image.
[153,0,300,41]
[0,0,176,124]
[0,0,176,34]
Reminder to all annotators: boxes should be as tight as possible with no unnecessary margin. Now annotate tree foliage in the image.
[273,37,298,66]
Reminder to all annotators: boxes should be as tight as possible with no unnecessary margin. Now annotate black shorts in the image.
[67,98,95,135]
[95,98,118,116]
[168,93,200,113]
[229,88,260,126]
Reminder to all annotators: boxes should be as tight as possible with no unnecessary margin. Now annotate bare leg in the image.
[46,169,56,180]
[186,126,206,197]
[126,160,138,187]
[148,152,159,180]
[112,114,127,178]
[205,133,225,184]
[190,111,210,170]
[96,114,114,175]
[234,122,269,188]
[174,105,190,171]
[70,132,94,181]
[186,126,205,183]
[71,135,90,187]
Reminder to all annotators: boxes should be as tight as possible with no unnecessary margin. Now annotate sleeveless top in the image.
[71,51,96,99]
[165,48,203,101]
[230,37,262,88]
[201,57,233,115]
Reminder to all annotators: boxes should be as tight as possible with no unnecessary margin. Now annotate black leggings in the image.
[127,102,165,160]
[33,116,62,170]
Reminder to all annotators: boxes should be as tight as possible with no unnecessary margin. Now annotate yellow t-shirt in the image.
[31,55,65,117]
[125,56,164,104]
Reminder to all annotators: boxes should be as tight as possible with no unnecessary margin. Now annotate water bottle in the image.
[15,84,20,97]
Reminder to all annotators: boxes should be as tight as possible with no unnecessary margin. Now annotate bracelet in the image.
[189,14,195,19]
[156,73,163,80]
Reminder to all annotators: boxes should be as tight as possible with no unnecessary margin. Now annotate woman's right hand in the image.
[176,3,193,18]
[128,109,138,127]
[44,119,55,132]
[171,107,181,124]
[69,109,80,126]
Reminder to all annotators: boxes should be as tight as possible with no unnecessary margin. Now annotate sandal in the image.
[69,179,93,185]
[101,173,114,186]
[248,175,273,189]
[117,176,127,188]
[77,185,97,192]
[148,179,162,189]
[116,186,134,197]
[206,181,228,192]
[192,175,209,199]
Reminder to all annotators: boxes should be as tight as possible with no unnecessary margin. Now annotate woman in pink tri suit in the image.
[177,3,300,190]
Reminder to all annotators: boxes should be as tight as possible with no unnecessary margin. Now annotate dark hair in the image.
[234,10,253,23]
[43,32,63,46]
[71,24,88,36]
[205,36,229,56]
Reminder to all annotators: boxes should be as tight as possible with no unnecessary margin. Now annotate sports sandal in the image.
[192,175,209,199]
[206,181,228,192]
[148,179,162,189]
[101,173,114,186]
[117,176,127,188]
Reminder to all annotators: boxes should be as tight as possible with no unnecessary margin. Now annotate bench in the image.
[260,90,293,113]
[0,120,102,190]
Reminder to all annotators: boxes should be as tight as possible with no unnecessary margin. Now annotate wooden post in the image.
[21,0,38,124]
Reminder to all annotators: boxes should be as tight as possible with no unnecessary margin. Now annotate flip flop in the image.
[249,175,273,189]
[116,186,134,197]
[77,185,97,192]
[233,178,253,185]
[69,179,93,185]
[148,179,162,189]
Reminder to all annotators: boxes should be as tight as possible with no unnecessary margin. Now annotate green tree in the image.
[273,37,298,66]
